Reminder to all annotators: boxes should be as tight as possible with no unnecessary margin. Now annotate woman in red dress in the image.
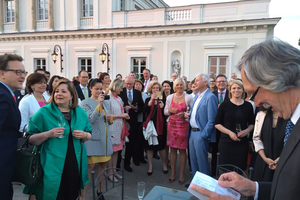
[164,78,193,184]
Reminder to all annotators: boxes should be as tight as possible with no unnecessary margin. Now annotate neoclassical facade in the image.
[0,0,280,80]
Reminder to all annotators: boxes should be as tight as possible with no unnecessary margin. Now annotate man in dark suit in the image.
[192,39,300,200]
[210,74,229,177]
[119,76,144,172]
[75,70,90,101]
[0,54,25,200]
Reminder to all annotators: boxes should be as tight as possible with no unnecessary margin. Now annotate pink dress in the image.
[167,98,189,149]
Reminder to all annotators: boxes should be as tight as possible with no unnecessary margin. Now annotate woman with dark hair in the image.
[143,81,168,176]
[215,79,254,171]
[47,75,61,96]
[209,76,217,92]
[80,79,113,199]
[99,72,111,95]
[26,79,92,200]
[19,73,50,132]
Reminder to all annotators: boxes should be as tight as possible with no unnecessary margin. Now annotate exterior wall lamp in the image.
[51,44,64,73]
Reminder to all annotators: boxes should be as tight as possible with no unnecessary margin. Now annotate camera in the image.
[104,95,110,100]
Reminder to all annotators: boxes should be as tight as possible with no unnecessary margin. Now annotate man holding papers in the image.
[193,39,300,200]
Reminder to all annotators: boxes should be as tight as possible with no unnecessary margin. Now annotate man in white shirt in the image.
[192,39,300,200]
[185,73,218,177]
[142,69,151,94]
[75,70,90,101]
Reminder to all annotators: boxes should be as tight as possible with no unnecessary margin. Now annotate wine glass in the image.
[236,124,241,134]
[185,106,190,122]
[137,182,145,200]
[58,114,66,138]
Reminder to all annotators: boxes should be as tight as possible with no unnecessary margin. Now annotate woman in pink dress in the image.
[164,78,193,184]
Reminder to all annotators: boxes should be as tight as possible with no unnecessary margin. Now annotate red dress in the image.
[167,98,189,149]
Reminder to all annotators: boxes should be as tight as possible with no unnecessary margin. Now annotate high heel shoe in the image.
[147,171,153,176]
[163,169,168,174]
[108,176,119,183]
[97,191,105,200]
[169,178,175,183]
[179,179,185,185]
[115,173,123,179]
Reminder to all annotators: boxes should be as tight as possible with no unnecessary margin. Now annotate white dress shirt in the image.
[190,89,208,128]
[80,84,89,97]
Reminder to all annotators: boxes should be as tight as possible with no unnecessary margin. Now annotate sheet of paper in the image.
[187,171,241,200]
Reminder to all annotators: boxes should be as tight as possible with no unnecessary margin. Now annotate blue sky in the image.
[164,0,300,48]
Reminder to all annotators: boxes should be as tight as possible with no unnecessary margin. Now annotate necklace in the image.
[175,93,184,98]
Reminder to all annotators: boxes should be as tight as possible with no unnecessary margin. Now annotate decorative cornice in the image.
[0,49,15,53]
[203,43,236,49]
[0,18,280,42]
[73,47,96,52]
[30,48,50,53]
[126,46,152,51]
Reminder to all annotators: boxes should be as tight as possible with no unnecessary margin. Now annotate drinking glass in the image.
[185,106,190,122]
[236,124,241,134]
[58,114,66,138]
[137,182,145,200]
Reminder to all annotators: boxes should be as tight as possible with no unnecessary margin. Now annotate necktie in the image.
[144,80,147,92]
[13,95,17,102]
[128,90,132,104]
[219,92,223,104]
[83,87,88,99]
[284,119,294,146]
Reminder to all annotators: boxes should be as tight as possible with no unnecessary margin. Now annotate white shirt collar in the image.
[80,84,87,89]
[198,88,209,99]
[291,103,300,125]
[218,88,226,94]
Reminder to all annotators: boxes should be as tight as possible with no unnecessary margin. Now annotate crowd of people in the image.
[0,38,300,200]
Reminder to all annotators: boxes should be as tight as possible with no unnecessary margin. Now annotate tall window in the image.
[34,58,46,71]
[5,0,15,23]
[79,58,92,78]
[132,58,146,79]
[82,0,93,17]
[208,56,227,75]
[38,0,49,20]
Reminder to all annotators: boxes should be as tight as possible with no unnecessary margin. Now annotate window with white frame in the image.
[5,0,15,23]
[37,0,48,20]
[82,0,93,17]
[132,58,146,79]
[34,58,46,71]
[79,58,92,78]
[208,56,227,75]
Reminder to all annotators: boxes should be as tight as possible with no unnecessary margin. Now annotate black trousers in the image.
[124,126,140,167]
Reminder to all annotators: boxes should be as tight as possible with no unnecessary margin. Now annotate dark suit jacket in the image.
[213,89,229,104]
[0,83,21,199]
[75,85,90,101]
[258,118,300,200]
[13,89,25,107]
[119,88,144,130]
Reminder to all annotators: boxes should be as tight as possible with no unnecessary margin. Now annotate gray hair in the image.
[173,78,186,91]
[196,73,210,88]
[236,38,300,92]
[125,76,134,82]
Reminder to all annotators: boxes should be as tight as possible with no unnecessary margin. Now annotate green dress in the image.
[26,103,92,200]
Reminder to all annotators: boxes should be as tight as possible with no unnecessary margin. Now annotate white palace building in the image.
[0,0,280,80]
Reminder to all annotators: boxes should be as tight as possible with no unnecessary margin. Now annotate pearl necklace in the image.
[174,93,184,98]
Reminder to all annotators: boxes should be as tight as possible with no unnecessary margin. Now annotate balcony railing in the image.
[80,17,93,29]
[3,23,14,33]
[165,9,192,21]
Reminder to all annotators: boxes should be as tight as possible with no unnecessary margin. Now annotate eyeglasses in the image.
[125,83,133,85]
[216,81,226,83]
[249,87,260,101]
[4,69,28,76]
[80,76,89,79]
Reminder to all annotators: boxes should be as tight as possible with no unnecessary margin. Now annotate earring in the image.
[69,99,73,107]
[31,87,34,91]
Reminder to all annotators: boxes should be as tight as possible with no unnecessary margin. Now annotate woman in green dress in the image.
[28,79,92,200]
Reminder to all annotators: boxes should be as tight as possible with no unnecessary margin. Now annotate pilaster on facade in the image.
[0,0,3,33]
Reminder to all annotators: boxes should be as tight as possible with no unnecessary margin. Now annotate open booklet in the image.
[187,171,241,200]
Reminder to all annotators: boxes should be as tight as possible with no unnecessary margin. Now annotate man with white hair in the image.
[192,39,300,200]
[185,73,218,177]
[119,76,145,172]
[231,72,237,79]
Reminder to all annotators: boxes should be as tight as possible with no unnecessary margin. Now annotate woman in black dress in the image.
[143,81,168,176]
[215,79,254,171]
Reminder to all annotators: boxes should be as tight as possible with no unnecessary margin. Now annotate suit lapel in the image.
[271,118,300,199]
